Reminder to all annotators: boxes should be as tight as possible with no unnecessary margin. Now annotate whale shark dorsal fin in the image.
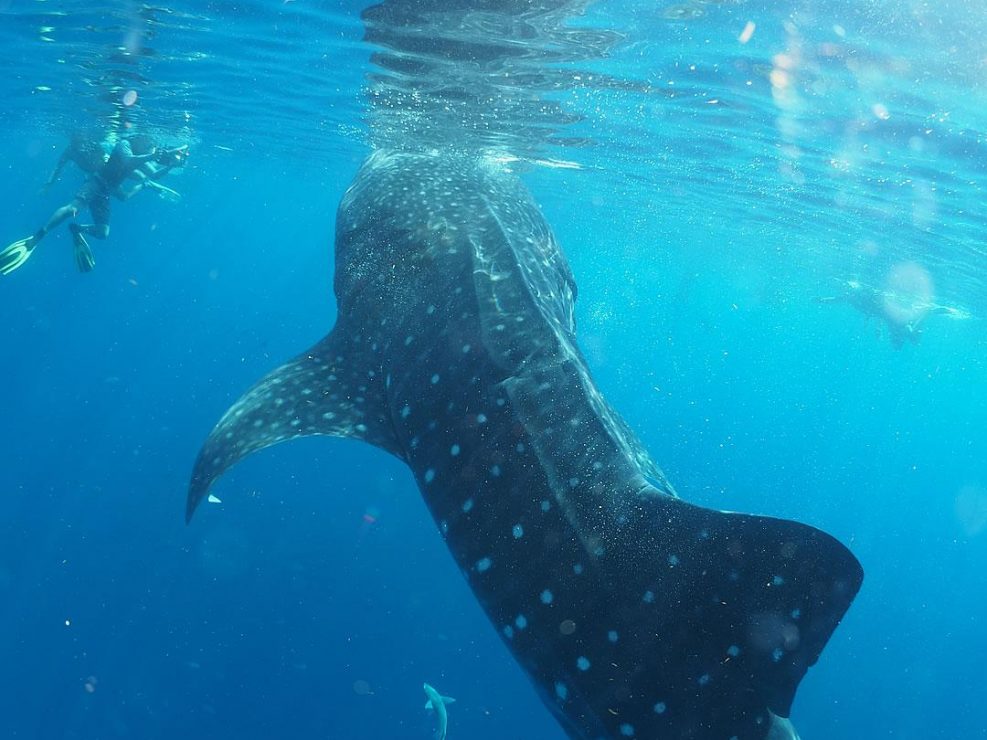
[186,327,403,521]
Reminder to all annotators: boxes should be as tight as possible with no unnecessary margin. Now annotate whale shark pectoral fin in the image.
[186,329,402,522]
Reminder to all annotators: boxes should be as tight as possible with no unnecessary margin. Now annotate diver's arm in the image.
[114,178,180,202]
[41,149,71,191]
[115,182,146,201]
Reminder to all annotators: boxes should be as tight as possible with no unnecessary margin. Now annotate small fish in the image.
[423,683,455,740]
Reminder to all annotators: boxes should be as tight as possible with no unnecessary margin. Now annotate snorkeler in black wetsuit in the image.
[0,134,188,274]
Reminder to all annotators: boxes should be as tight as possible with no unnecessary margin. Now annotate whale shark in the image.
[187,150,862,739]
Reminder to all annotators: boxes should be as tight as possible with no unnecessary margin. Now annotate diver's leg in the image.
[75,193,111,240]
[31,198,83,245]
[75,223,110,240]
[67,194,110,272]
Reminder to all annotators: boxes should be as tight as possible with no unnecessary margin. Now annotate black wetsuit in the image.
[74,140,143,227]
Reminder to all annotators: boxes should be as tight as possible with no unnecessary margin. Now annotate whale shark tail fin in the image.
[186,327,403,522]
[716,507,862,718]
[610,491,862,734]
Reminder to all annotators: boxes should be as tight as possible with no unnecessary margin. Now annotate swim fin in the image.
[70,225,95,273]
[0,236,37,276]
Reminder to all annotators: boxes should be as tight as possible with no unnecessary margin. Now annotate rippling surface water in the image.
[1,1,985,738]
[2,0,984,308]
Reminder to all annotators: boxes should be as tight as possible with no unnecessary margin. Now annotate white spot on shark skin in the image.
[643,590,655,604]
[490,465,501,477]
[404,335,414,346]
[476,413,487,423]
[207,494,222,504]
[576,656,591,671]
[619,723,635,736]
[424,469,435,483]
[668,554,680,566]
[515,442,525,453]
[462,344,471,353]
[462,498,474,513]
[653,702,667,715]
[573,563,584,575]
[450,444,461,456]
[555,682,568,701]
[401,405,411,419]
[431,373,440,385]
[540,589,554,605]
[252,419,264,428]
[698,673,711,686]
[540,500,551,512]
[772,647,784,662]
[476,557,492,572]
[426,305,436,315]
[727,645,741,657]
[512,524,524,539]
[503,625,514,639]
[607,630,619,643]
[515,614,528,629]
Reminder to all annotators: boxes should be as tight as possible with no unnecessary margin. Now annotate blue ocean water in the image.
[1,1,985,739]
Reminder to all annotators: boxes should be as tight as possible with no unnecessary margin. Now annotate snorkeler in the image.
[0,134,188,275]
[816,278,968,348]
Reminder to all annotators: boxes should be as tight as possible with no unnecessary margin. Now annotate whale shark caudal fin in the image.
[600,489,862,730]
[186,328,403,522]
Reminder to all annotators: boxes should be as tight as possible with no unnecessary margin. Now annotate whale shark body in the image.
[187,151,862,739]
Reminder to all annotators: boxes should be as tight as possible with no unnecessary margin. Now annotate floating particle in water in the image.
[738,21,756,44]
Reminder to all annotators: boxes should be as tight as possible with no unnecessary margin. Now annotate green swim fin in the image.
[70,225,95,273]
[0,236,37,276]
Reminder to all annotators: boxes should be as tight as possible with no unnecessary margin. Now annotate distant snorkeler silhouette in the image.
[816,278,969,349]
[0,132,188,276]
